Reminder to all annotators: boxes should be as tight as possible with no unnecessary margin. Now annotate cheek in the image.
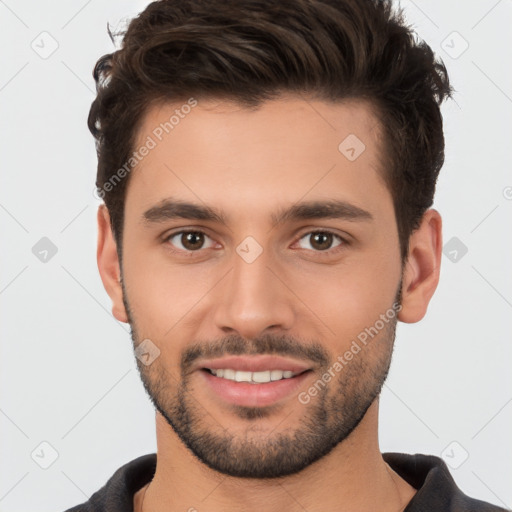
[287,246,401,345]
[122,243,217,337]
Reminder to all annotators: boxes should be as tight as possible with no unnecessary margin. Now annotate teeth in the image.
[223,369,235,380]
[235,371,252,382]
[252,370,271,383]
[208,368,298,383]
[270,369,284,381]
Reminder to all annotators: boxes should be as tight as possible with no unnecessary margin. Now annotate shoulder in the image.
[62,453,157,512]
[383,452,508,512]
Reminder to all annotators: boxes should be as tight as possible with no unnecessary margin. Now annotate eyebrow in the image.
[142,198,374,227]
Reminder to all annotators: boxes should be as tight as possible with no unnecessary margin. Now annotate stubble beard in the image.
[122,279,400,479]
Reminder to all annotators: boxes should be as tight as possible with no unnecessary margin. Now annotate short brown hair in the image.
[88,0,453,263]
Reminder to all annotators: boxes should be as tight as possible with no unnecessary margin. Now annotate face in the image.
[115,96,404,478]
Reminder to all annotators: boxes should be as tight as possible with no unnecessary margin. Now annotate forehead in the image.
[125,95,391,222]
[135,95,383,159]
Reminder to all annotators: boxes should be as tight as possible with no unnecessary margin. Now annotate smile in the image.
[205,368,302,383]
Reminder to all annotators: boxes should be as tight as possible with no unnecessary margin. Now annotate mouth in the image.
[202,367,307,383]
[196,355,314,408]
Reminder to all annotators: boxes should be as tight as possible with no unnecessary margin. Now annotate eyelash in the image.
[162,229,349,257]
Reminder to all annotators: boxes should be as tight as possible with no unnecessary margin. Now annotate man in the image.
[65,0,507,510]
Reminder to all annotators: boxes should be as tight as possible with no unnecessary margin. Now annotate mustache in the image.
[181,332,330,371]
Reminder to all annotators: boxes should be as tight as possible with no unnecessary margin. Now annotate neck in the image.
[134,400,416,512]
[135,400,416,512]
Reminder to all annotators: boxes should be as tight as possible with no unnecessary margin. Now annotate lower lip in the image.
[200,369,312,407]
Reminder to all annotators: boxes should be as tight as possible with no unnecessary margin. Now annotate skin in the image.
[97,95,442,512]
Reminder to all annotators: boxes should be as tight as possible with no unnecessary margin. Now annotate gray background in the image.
[1,0,511,510]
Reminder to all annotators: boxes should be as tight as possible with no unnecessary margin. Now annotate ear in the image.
[97,205,128,323]
[398,208,442,323]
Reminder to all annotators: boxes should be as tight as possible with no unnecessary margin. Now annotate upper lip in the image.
[196,355,312,374]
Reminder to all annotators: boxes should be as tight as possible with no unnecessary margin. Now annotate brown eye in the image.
[166,231,215,252]
[297,231,343,252]
[181,232,204,250]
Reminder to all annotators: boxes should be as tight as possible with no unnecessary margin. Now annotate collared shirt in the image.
[63,452,508,511]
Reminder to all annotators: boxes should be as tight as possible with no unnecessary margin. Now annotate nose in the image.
[212,246,296,340]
